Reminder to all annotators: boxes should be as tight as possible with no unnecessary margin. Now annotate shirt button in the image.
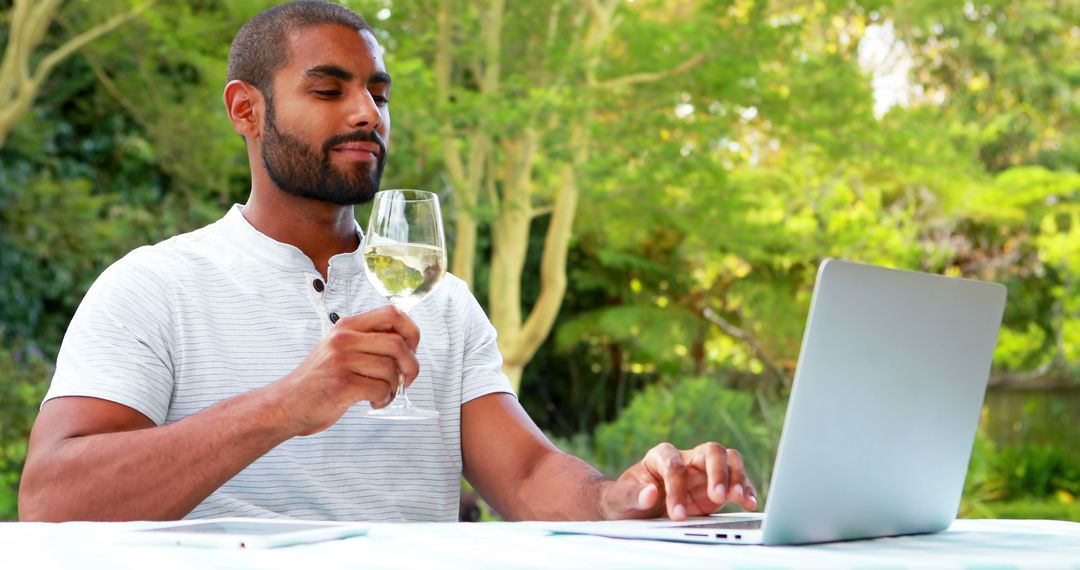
[329,312,340,324]
[313,279,325,293]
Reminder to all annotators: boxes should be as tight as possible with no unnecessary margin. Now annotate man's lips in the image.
[332,142,381,161]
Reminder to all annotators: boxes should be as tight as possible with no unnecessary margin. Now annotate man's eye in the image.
[373,95,389,106]
[314,90,341,97]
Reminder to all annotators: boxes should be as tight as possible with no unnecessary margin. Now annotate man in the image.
[19,0,757,522]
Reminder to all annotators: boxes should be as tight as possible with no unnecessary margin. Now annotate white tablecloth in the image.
[3,518,1078,569]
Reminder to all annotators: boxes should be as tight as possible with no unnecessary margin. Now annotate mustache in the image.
[323,129,387,159]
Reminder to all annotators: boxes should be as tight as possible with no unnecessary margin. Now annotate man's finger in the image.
[340,350,396,382]
[725,448,758,510]
[744,482,758,510]
[335,330,420,383]
[335,350,405,407]
[687,481,722,515]
[693,442,729,505]
[644,443,689,520]
[364,377,396,408]
[336,305,421,351]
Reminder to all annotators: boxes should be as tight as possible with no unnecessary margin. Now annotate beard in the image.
[260,98,387,206]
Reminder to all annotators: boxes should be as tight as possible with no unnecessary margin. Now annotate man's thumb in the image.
[605,480,660,518]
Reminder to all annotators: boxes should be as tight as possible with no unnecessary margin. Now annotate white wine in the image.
[363,242,446,310]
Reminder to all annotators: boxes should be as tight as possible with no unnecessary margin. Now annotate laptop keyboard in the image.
[674,518,763,530]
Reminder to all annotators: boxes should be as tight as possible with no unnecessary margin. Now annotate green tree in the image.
[887,1,1080,383]
[0,0,151,147]
[545,0,1077,435]
[373,0,800,390]
[892,0,1079,172]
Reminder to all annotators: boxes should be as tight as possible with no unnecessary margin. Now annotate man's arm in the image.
[461,393,758,522]
[19,306,419,522]
[20,392,291,521]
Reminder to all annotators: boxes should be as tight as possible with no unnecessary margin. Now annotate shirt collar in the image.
[219,204,365,274]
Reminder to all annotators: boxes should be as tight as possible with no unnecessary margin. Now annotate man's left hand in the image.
[599,442,758,521]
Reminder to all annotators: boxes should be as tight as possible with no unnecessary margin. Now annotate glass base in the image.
[364,401,439,421]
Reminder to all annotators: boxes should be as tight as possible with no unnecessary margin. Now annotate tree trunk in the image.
[435,0,675,393]
[490,133,537,381]
[503,363,524,394]
[503,162,577,369]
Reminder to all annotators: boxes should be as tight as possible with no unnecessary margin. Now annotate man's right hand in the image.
[19,304,421,522]
[271,305,421,436]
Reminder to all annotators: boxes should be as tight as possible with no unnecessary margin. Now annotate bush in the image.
[585,376,784,496]
[575,382,1078,521]
[966,498,1080,522]
[995,443,1080,499]
[0,337,52,520]
[962,412,1080,520]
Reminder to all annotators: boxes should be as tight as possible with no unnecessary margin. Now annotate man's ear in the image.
[223,80,263,140]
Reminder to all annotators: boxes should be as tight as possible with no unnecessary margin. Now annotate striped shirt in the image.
[45,204,513,522]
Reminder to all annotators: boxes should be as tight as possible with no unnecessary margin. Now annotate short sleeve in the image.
[45,248,176,425]
[453,279,515,404]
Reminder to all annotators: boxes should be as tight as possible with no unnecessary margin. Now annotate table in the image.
[4,518,1078,569]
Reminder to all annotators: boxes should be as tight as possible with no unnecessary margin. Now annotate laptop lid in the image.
[543,259,1006,545]
[759,259,1006,545]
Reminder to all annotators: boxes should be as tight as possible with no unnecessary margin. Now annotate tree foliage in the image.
[539,0,1078,433]
[0,0,152,147]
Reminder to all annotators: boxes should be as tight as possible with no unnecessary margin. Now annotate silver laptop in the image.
[548,259,1007,545]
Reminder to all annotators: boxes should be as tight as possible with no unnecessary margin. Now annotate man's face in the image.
[259,25,391,205]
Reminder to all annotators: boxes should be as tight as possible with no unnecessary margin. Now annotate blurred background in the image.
[0,0,1077,522]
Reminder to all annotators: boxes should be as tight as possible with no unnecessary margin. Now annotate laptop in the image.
[547,259,1007,545]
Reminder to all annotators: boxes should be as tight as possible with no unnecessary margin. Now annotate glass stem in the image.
[397,374,412,406]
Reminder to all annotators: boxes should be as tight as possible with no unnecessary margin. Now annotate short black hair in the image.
[227,0,373,97]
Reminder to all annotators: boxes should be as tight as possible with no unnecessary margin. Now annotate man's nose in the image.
[348,91,381,129]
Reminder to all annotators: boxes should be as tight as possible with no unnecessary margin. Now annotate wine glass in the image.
[361,189,446,420]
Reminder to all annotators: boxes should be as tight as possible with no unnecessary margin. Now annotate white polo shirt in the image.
[45,205,514,522]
